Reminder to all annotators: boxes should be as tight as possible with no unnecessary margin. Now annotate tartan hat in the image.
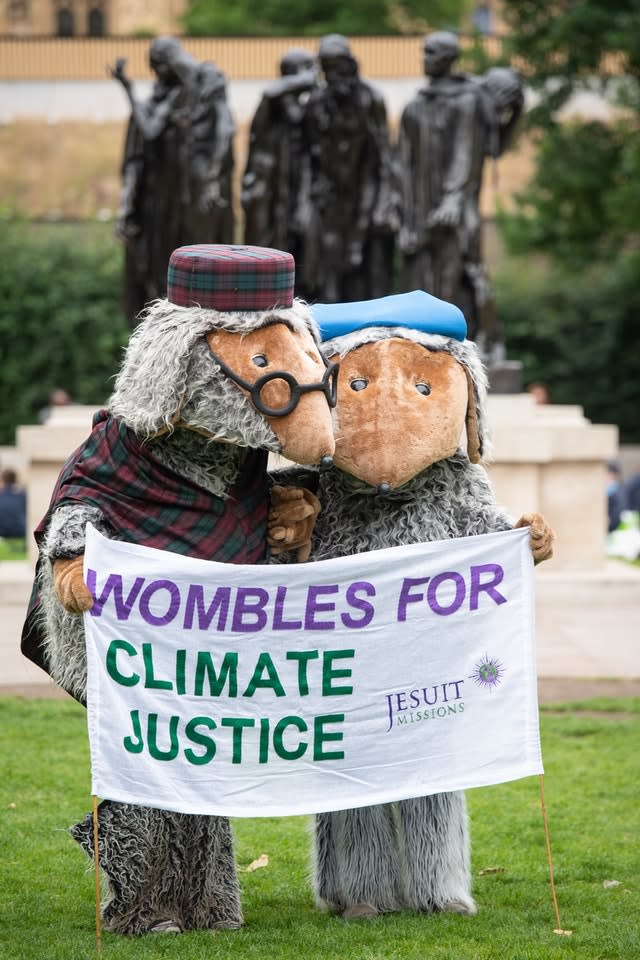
[167,244,295,311]
[311,290,467,342]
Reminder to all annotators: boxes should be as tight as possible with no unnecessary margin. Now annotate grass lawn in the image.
[1,696,638,960]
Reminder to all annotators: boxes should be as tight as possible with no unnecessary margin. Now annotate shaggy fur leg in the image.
[314,806,403,914]
[71,801,242,934]
[175,812,243,930]
[396,792,476,915]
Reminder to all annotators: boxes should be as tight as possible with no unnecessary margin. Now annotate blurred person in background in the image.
[0,468,26,540]
[525,381,550,405]
[606,460,626,533]
[38,387,73,424]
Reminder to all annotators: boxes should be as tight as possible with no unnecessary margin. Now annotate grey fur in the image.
[37,295,322,934]
[275,329,511,916]
[71,802,241,934]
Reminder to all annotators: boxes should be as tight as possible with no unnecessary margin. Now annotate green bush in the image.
[0,222,129,445]
[495,255,640,444]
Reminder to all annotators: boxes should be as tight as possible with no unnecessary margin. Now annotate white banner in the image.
[83,523,542,817]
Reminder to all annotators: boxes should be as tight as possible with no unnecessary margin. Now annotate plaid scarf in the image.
[35,410,270,562]
[23,410,270,683]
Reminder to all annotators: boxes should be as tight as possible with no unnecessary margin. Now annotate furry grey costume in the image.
[274,327,512,918]
[26,296,335,935]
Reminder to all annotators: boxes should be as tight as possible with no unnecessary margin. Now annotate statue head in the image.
[318,34,359,98]
[149,36,181,77]
[280,47,315,77]
[149,36,195,85]
[483,66,524,111]
[422,31,459,78]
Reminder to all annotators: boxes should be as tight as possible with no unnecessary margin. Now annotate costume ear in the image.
[109,301,213,437]
[464,366,483,463]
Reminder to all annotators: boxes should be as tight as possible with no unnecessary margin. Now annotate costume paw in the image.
[149,919,183,934]
[342,902,380,920]
[53,555,94,613]
[515,512,555,565]
[268,485,320,562]
[442,898,478,916]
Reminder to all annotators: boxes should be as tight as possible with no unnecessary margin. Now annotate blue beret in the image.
[310,290,467,342]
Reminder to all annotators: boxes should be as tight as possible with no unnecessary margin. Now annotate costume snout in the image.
[207,324,336,467]
[329,338,468,490]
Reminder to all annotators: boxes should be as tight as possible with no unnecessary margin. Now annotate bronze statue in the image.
[241,47,318,283]
[396,32,523,358]
[111,37,235,324]
[297,34,397,303]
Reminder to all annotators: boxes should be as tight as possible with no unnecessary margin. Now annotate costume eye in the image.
[252,354,268,368]
[416,382,431,396]
[350,378,368,391]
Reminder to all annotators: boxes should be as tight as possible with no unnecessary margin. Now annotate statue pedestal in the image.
[484,394,640,676]
[17,405,98,567]
[485,393,617,571]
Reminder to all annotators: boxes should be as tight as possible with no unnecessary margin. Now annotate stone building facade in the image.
[0,0,186,37]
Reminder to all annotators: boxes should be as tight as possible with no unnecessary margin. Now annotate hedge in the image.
[0,221,128,445]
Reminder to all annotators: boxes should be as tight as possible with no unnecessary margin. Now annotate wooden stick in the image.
[539,774,572,936]
[92,795,104,955]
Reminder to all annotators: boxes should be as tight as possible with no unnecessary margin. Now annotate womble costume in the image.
[270,290,554,918]
[22,244,336,935]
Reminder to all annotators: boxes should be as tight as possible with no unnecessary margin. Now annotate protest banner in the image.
[83,523,542,817]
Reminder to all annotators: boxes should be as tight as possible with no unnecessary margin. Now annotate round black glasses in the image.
[208,348,339,418]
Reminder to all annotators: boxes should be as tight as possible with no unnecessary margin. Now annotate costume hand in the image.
[53,556,94,613]
[268,485,321,562]
[515,513,555,565]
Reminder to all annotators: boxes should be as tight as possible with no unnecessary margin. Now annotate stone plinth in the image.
[485,395,618,571]
[17,405,98,566]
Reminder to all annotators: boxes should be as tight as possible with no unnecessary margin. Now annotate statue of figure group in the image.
[111,37,235,323]
[112,32,523,353]
[242,31,522,355]
[243,34,397,303]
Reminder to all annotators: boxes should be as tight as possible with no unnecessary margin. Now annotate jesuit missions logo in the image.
[384,656,505,732]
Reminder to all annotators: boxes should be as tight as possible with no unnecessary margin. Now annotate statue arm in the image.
[368,92,399,232]
[262,67,317,102]
[110,58,178,142]
[397,106,420,253]
[427,90,477,228]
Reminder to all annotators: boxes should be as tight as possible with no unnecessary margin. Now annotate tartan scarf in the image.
[22,411,270,685]
[35,410,270,562]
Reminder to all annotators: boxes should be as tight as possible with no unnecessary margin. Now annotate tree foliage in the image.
[493,3,640,441]
[0,222,129,446]
[495,255,640,443]
[181,0,471,37]
[498,0,640,265]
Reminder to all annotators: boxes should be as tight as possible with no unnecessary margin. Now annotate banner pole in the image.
[92,795,104,955]
[539,774,571,936]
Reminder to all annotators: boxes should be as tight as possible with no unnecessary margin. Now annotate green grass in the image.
[1,697,638,960]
